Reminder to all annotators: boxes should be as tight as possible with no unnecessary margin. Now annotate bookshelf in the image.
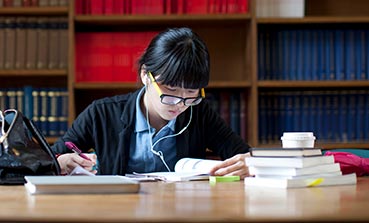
[256,0,369,149]
[3,0,369,149]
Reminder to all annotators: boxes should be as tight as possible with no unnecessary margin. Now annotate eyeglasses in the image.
[147,72,205,106]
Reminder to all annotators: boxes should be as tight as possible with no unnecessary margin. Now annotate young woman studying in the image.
[52,27,251,178]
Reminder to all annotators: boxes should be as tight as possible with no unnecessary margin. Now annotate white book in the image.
[245,155,334,168]
[244,173,357,188]
[255,171,342,179]
[249,163,341,176]
[24,175,140,195]
[133,158,222,182]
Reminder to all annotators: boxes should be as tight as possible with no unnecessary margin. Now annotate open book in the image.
[131,158,222,182]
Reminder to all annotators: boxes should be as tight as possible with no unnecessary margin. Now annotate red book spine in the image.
[185,0,207,14]
[112,32,132,82]
[3,0,14,7]
[90,0,103,15]
[75,0,83,15]
[104,0,114,14]
[113,0,124,14]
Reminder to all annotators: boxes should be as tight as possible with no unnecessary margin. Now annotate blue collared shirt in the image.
[126,87,177,173]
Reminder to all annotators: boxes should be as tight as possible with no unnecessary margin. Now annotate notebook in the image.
[24,175,140,195]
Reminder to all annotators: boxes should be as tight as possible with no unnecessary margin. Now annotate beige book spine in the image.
[26,17,37,69]
[13,0,22,6]
[48,17,59,69]
[15,17,26,69]
[38,0,48,6]
[4,17,16,69]
[49,0,57,6]
[0,17,5,69]
[58,0,67,6]
[58,17,68,69]
[36,17,48,69]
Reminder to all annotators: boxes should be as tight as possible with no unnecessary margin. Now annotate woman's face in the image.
[147,82,200,121]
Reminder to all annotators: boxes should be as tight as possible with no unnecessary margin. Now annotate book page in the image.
[174,158,222,174]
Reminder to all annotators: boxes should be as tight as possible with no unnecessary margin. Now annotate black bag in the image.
[0,109,60,184]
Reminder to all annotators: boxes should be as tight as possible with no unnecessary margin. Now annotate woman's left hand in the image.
[209,153,251,179]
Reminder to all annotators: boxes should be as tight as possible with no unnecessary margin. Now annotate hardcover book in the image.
[24,175,140,195]
[244,173,356,188]
[245,155,334,168]
[250,147,322,157]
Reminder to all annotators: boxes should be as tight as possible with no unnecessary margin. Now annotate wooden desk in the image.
[1,177,368,222]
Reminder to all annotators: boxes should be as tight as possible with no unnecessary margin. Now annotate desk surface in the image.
[1,177,368,222]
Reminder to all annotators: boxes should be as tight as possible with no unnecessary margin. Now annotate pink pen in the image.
[65,141,92,161]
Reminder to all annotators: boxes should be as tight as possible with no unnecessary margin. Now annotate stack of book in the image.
[244,147,357,188]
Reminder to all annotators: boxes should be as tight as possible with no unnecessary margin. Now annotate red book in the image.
[112,32,132,82]
[113,0,124,14]
[22,0,31,6]
[219,92,230,125]
[75,0,83,15]
[185,0,207,14]
[30,0,38,6]
[75,33,89,82]
[104,0,114,14]
[90,0,103,15]
[88,33,113,82]
[165,0,172,14]
[238,0,248,13]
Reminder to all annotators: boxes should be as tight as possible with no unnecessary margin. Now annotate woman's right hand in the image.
[57,153,97,175]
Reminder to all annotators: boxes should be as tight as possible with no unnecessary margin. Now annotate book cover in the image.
[24,175,140,195]
[245,155,334,168]
[249,163,341,176]
[134,158,222,182]
[244,173,357,188]
[250,147,323,157]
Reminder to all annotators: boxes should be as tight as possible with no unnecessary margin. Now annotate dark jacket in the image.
[52,89,250,175]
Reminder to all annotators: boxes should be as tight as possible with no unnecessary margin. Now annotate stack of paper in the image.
[245,147,357,188]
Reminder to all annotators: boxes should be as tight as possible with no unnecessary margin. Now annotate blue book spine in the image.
[23,85,33,120]
[258,31,265,80]
[311,30,319,80]
[258,92,267,144]
[47,88,59,137]
[303,30,312,80]
[327,30,336,80]
[317,30,326,80]
[356,91,365,141]
[59,88,69,136]
[339,91,348,142]
[39,88,49,137]
[296,30,304,80]
[345,29,355,80]
[289,30,297,80]
[356,30,366,80]
[282,30,290,80]
[347,92,356,141]
[229,92,240,135]
[335,30,345,80]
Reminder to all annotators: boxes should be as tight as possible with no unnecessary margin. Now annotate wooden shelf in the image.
[0,69,68,77]
[257,81,369,88]
[257,16,369,24]
[208,81,251,88]
[0,7,68,15]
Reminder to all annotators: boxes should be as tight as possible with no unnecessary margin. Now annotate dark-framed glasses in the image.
[147,72,205,106]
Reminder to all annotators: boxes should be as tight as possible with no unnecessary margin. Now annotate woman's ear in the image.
[140,67,148,85]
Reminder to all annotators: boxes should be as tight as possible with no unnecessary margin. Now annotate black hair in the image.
[138,27,210,89]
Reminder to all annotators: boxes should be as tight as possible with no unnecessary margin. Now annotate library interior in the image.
[1,0,369,222]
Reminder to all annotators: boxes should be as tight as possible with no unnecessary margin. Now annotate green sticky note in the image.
[209,176,240,184]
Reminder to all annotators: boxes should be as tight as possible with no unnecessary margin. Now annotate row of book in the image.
[0,86,68,137]
[259,90,369,144]
[206,91,247,139]
[258,29,369,81]
[75,31,157,82]
[0,16,68,70]
[245,147,357,188]
[75,0,249,15]
[0,0,68,7]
